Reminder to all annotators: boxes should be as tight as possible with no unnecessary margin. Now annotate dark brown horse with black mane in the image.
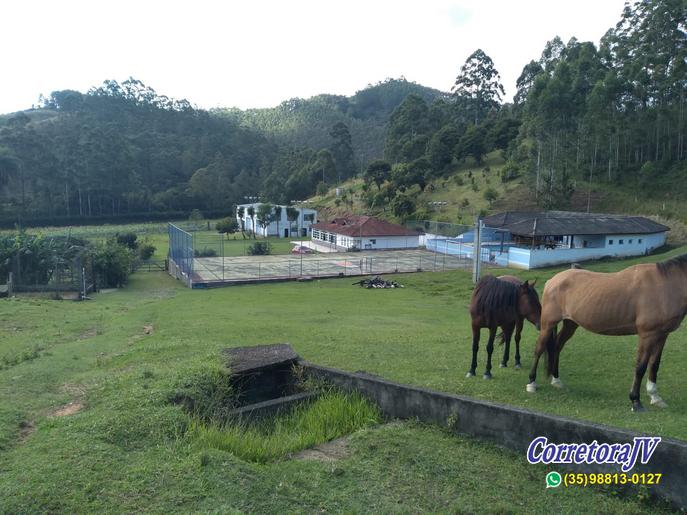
[468,275,541,379]
[527,253,687,411]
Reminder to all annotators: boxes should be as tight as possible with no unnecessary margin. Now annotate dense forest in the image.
[0,0,684,226]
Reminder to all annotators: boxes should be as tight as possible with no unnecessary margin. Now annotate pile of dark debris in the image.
[352,276,404,289]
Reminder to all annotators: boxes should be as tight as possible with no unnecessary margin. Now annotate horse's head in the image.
[517,279,541,329]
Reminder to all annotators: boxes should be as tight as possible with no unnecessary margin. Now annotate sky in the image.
[0,0,628,115]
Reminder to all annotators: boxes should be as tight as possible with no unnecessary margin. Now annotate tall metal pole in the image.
[472,217,483,284]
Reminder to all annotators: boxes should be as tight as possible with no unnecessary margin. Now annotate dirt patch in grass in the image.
[143,324,154,335]
[79,328,98,340]
[18,421,35,443]
[293,436,350,462]
[50,401,84,417]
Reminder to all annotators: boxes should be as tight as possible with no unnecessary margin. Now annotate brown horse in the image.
[527,254,687,411]
[468,275,541,379]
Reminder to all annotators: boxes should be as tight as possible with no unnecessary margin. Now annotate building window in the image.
[609,239,614,245]
[638,239,643,244]
[370,239,376,244]
[619,239,624,245]
[629,239,633,244]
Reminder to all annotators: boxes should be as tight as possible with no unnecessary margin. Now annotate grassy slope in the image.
[1,245,686,511]
[312,152,530,225]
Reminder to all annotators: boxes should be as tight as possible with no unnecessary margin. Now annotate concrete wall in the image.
[302,362,687,509]
[361,235,419,250]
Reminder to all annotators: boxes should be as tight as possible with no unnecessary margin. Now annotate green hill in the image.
[216,78,447,167]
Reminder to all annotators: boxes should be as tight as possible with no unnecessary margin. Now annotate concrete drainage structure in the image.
[225,344,686,509]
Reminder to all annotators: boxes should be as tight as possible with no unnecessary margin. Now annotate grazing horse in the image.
[527,254,687,411]
[468,275,541,379]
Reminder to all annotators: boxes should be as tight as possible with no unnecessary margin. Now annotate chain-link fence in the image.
[4,252,94,299]
[167,220,510,288]
[184,249,475,286]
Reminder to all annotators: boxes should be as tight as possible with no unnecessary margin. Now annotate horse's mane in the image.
[472,275,519,320]
[656,253,687,275]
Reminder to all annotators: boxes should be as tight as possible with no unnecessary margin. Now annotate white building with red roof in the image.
[310,215,420,251]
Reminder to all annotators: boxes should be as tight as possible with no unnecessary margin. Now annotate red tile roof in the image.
[311,216,419,237]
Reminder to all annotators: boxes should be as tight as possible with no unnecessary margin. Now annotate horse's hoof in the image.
[466,372,475,378]
[514,363,521,370]
[651,398,668,408]
[631,403,646,413]
[499,363,507,368]
[483,373,492,380]
[526,382,537,393]
[551,377,564,389]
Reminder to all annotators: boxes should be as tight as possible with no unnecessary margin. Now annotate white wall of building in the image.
[311,230,419,250]
[236,203,317,238]
[505,231,667,269]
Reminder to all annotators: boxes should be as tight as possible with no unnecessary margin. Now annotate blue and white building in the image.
[426,211,669,269]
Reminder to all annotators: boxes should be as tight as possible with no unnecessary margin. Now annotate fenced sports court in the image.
[167,223,494,287]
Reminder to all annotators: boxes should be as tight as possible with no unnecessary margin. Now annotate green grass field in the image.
[1,242,685,512]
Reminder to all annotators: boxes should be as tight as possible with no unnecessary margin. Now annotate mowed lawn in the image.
[1,246,686,512]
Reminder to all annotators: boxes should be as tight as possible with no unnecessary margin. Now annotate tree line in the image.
[364,0,686,216]
[0,0,684,225]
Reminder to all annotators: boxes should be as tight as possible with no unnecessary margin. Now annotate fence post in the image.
[8,272,13,297]
[81,267,86,300]
[258,263,261,280]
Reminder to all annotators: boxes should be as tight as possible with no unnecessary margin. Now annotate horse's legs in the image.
[467,323,480,378]
[646,335,668,408]
[499,322,515,368]
[514,318,524,369]
[551,320,579,388]
[527,322,557,392]
[629,334,656,412]
[484,326,497,379]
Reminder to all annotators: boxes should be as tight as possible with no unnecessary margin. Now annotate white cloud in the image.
[0,0,626,114]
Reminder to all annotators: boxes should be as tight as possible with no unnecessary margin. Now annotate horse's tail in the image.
[544,326,558,377]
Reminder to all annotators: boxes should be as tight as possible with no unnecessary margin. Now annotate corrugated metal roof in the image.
[483,211,669,237]
[311,216,420,237]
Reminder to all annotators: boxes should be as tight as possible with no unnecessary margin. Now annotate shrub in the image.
[116,232,138,250]
[91,239,135,288]
[316,182,328,196]
[216,217,239,237]
[248,242,270,255]
[483,187,499,206]
[138,243,156,261]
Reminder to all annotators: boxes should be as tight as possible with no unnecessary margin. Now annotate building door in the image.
[284,228,289,237]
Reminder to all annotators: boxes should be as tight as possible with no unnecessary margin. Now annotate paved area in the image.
[190,249,475,284]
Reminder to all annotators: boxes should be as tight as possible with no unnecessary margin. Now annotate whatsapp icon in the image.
[546,471,562,488]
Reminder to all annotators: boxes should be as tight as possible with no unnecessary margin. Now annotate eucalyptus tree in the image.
[451,49,505,125]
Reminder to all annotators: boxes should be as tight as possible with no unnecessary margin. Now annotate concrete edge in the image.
[300,360,687,509]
